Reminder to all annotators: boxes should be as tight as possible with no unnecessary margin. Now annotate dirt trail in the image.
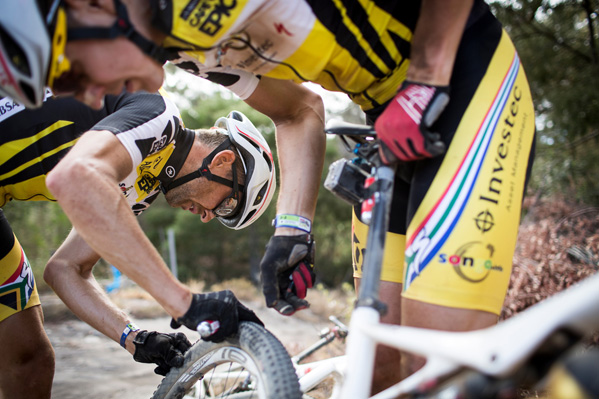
[44,292,333,399]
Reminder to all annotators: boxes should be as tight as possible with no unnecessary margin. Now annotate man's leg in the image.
[352,205,409,394]
[0,305,55,399]
[400,298,498,377]
[357,281,500,392]
[354,278,403,394]
[373,281,403,393]
[0,209,55,399]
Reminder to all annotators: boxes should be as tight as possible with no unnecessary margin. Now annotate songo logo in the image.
[438,241,503,283]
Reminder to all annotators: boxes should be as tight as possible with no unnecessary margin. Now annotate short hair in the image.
[195,129,246,185]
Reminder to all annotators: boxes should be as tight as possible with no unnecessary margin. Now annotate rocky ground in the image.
[43,284,345,399]
[44,197,599,398]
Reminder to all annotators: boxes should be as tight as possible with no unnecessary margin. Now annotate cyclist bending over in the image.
[0,90,274,399]
[1,0,536,392]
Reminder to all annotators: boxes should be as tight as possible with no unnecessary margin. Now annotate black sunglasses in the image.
[161,139,244,218]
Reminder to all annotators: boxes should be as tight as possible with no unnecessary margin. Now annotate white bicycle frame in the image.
[294,272,599,399]
[175,122,599,399]
[294,122,599,399]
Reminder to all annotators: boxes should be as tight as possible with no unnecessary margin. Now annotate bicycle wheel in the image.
[152,321,301,399]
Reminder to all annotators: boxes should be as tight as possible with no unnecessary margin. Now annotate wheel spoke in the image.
[152,322,301,399]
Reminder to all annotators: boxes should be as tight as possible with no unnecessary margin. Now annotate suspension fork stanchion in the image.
[340,163,396,399]
[292,333,336,364]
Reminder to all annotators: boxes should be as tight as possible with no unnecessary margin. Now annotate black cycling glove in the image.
[260,234,316,316]
[132,330,192,376]
[170,290,263,343]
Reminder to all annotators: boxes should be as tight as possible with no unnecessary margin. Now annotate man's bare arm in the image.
[245,77,326,236]
[43,228,144,353]
[46,130,191,318]
[408,0,474,85]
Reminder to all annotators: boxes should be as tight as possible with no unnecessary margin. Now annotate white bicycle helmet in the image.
[214,111,276,230]
[161,111,276,230]
[0,0,70,108]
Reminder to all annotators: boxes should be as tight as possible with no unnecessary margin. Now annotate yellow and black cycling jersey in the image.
[152,0,489,109]
[152,0,537,315]
[0,90,191,321]
[0,90,193,215]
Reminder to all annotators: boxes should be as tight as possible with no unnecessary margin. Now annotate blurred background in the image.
[8,0,598,317]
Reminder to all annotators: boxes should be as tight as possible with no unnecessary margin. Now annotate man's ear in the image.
[210,150,236,169]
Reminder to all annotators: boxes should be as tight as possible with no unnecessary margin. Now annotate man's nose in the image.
[140,70,165,93]
[80,85,106,110]
[201,210,216,223]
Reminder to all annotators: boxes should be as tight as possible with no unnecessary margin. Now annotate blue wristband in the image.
[272,214,312,233]
[120,323,140,349]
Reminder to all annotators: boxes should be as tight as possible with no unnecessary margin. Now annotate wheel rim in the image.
[176,346,267,399]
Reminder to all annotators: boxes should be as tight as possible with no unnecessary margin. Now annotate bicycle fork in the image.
[340,163,396,399]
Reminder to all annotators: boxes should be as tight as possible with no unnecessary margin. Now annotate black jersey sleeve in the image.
[91,91,183,166]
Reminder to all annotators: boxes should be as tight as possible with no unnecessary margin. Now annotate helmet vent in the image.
[19,82,36,105]
[239,133,260,150]
[230,111,243,121]
[0,26,31,76]
[241,210,257,226]
[262,152,273,171]
[253,183,268,206]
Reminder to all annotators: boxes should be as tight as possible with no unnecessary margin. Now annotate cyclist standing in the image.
[1,0,536,392]
[0,90,274,398]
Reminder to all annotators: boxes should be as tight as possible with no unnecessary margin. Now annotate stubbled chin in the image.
[53,75,107,109]
[52,71,82,96]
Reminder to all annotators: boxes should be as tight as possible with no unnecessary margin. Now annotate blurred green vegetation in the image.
[5,67,363,292]
[141,66,364,289]
[4,201,114,291]
[7,1,598,292]
[3,201,71,290]
[490,0,599,203]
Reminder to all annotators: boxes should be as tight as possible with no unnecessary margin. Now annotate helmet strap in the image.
[67,0,174,64]
[161,139,244,194]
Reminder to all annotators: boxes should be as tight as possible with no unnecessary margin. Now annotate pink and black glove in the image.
[375,80,449,163]
[260,234,316,316]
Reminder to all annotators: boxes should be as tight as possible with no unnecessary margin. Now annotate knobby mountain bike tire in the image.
[151,321,301,399]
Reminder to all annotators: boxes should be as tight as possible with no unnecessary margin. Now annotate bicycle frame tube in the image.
[297,356,346,393]
[357,164,396,306]
[321,124,599,399]
[350,268,599,399]
[340,164,396,399]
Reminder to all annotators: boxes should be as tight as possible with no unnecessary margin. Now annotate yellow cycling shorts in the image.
[0,232,40,323]
[352,208,405,284]
[353,30,536,316]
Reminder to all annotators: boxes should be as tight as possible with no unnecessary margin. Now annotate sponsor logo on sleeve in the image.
[181,0,237,37]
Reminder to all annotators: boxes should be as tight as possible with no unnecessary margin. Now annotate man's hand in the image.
[375,81,449,163]
[132,330,192,376]
[260,234,316,316]
[170,290,263,343]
